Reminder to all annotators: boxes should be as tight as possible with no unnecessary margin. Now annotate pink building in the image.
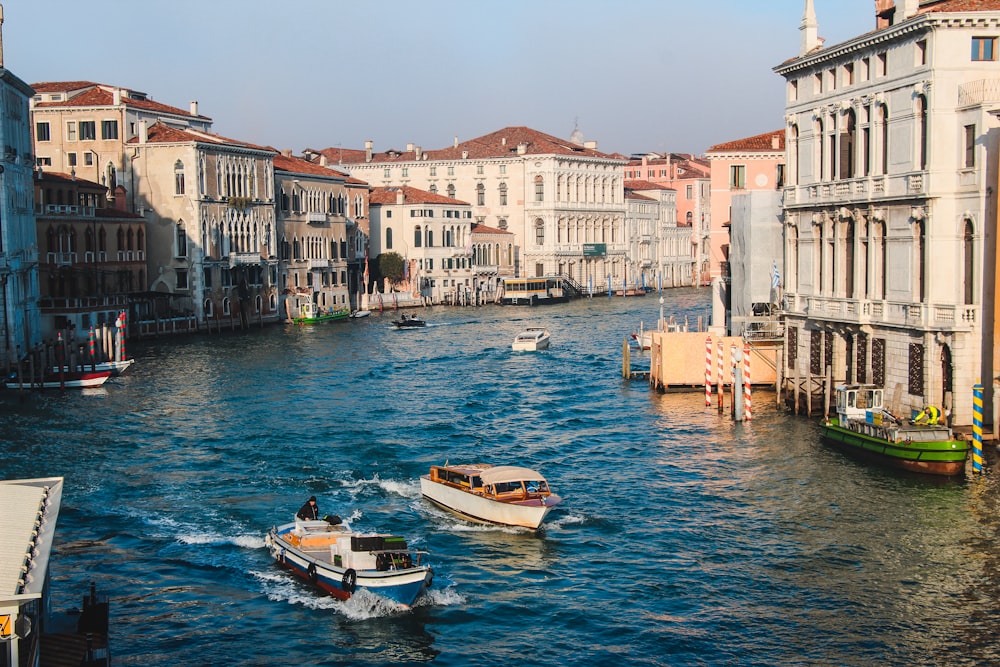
[704,130,785,281]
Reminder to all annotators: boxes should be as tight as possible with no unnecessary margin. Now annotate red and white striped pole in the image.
[744,342,752,421]
[705,335,713,406]
[717,340,724,412]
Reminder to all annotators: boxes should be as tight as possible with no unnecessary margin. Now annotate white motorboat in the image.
[265,516,432,606]
[511,327,550,351]
[420,463,561,529]
[6,369,113,390]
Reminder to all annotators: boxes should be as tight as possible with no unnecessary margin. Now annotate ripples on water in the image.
[3,288,1000,666]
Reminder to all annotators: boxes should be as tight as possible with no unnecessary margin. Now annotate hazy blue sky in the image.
[5,0,876,156]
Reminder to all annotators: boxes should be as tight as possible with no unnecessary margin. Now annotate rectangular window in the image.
[37,156,52,166]
[203,267,213,288]
[176,269,189,290]
[36,122,50,142]
[908,343,925,396]
[827,68,836,91]
[972,36,997,61]
[85,152,94,166]
[67,152,77,167]
[66,121,77,141]
[101,119,118,140]
[776,164,785,188]
[448,166,455,176]
[401,167,408,177]
[964,124,976,168]
[877,52,887,76]
[861,57,870,81]
[500,165,507,175]
[79,121,96,141]
[176,225,187,257]
[686,185,693,199]
[916,40,927,66]
[814,72,822,94]
[429,166,437,176]
[477,165,484,175]
[729,165,746,189]
[843,63,854,86]
[788,80,798,102]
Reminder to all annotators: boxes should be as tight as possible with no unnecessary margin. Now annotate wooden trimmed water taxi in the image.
[420,463,561,529]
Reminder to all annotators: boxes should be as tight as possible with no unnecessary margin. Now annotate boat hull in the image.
[820,421,969,476]
[420,476,555,529]
[6,370,112,389]
[266,524,432,606]
[52,358,135,376]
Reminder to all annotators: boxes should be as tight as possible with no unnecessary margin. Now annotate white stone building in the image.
[775,0,1000,426]
[309,126,628,289]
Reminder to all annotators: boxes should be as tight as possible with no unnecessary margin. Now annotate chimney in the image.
[415,146,421,161]
[281,149,292,157]
[584,140,597,150]
[516,143,527,155]
[138,119,148,144]
[365,139,373,163]
[462,150,469,159]
[190,100,199,116]
[502,137,507,146]
[406,143,414,152]
[113,89,121,106]
[772,134,780,150]
[454,136,459,148]
[396,189,404,205]
[901,0,919,20]
[319,155,327,167]
[800,0,820,56]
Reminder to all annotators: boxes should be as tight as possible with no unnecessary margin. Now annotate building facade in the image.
[274,152,354,320]
[625,153,711,284]
[368,185,474,304]
[34,171,145,338]
[129,121,280,326]
[775,0,1000,426]
[310,126,628,290]
[0,67,38,368]
[624,180,694,289]
[705,130,786,283]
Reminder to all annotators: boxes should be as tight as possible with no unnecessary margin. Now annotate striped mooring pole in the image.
[973,381,984,473]
[705,335,713,407]
[743,342,752,421]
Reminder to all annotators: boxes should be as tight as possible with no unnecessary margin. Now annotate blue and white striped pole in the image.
[973,381,984,473]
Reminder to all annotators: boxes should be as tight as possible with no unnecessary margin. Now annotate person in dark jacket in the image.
[297,496,319,520]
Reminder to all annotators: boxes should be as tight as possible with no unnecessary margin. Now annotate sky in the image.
[5,0,877,157]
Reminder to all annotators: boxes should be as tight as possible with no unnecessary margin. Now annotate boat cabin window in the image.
[470,475,482,490]
[494,481,523,494]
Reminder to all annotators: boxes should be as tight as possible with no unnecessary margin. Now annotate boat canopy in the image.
[479,466,546,485]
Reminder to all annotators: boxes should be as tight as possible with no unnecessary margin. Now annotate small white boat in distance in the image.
[420,463,561,529]
[512,327,550,351]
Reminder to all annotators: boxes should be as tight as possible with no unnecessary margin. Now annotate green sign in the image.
[583,243,606,257]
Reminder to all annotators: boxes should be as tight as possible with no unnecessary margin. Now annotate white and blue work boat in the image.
[265,517,432,606]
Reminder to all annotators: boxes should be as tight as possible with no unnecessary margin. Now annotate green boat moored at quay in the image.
[820,384,970,477]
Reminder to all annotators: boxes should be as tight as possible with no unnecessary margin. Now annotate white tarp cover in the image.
[0,477,62,600]
[479,466,546,485]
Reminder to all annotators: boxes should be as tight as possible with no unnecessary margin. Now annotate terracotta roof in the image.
[471,223,513,235]
[920,0,1000,11]
[34,85,210,120]
[318,126,621,165]
[273,153,348,179]
[626,191,656,201]
[37,171,103,188]
[126,122,274,153]
[369,185,470,206]
[625,179,675,192]
[30,81,100,93]
[707,129,785,153]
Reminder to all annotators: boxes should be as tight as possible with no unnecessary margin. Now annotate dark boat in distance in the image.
[393,314,426,328]
[820,384,969,476]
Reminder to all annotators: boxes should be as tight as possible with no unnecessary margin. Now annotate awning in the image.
[479,466,546,485]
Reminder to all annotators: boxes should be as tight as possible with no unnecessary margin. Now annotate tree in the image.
[376,252,404,284]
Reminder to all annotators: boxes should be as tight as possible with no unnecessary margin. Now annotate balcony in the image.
[116,250,146,262]
[42,204,96,217]
[308,258,329,269]
[785,172,927,209]
[46,251,77,266]
[84,251,108,263]
[228,252,261,267]
[788,294,978,332]
[307,212,328,225]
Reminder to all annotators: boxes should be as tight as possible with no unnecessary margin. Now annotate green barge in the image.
[820,385,969,476]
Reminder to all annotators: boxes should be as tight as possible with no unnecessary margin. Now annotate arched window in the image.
[429,184,438,194]
[880,104,889,175]
[841,109,856,179]
[499,182,508,206]
[916,219,926,301]
[426,229,434,247]
[414,225,422,248]
[963,219,974,305]
[476,183,485,206]
[817,118,825,181]
[386,227,393,249]
[686,211,693,224]
[535,175,544,202]
[204,299,214,318]
[534,218,545,245]
[447,184,455,198]
[789,124,799,185]
[176,222,187,257]
[174,160,185,195]
[917,94,928,171]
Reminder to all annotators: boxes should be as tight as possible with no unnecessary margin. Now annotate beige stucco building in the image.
[775,0,1000,426]
[128,121,280,325]
[309,126,629,290]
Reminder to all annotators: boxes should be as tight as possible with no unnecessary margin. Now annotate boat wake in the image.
[176,532,266,549]
[341,473,421,499]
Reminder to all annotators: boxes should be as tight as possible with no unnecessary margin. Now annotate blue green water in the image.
[3,288,1000,666]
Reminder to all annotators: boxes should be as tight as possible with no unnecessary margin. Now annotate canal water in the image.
[3,288,1000,666]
